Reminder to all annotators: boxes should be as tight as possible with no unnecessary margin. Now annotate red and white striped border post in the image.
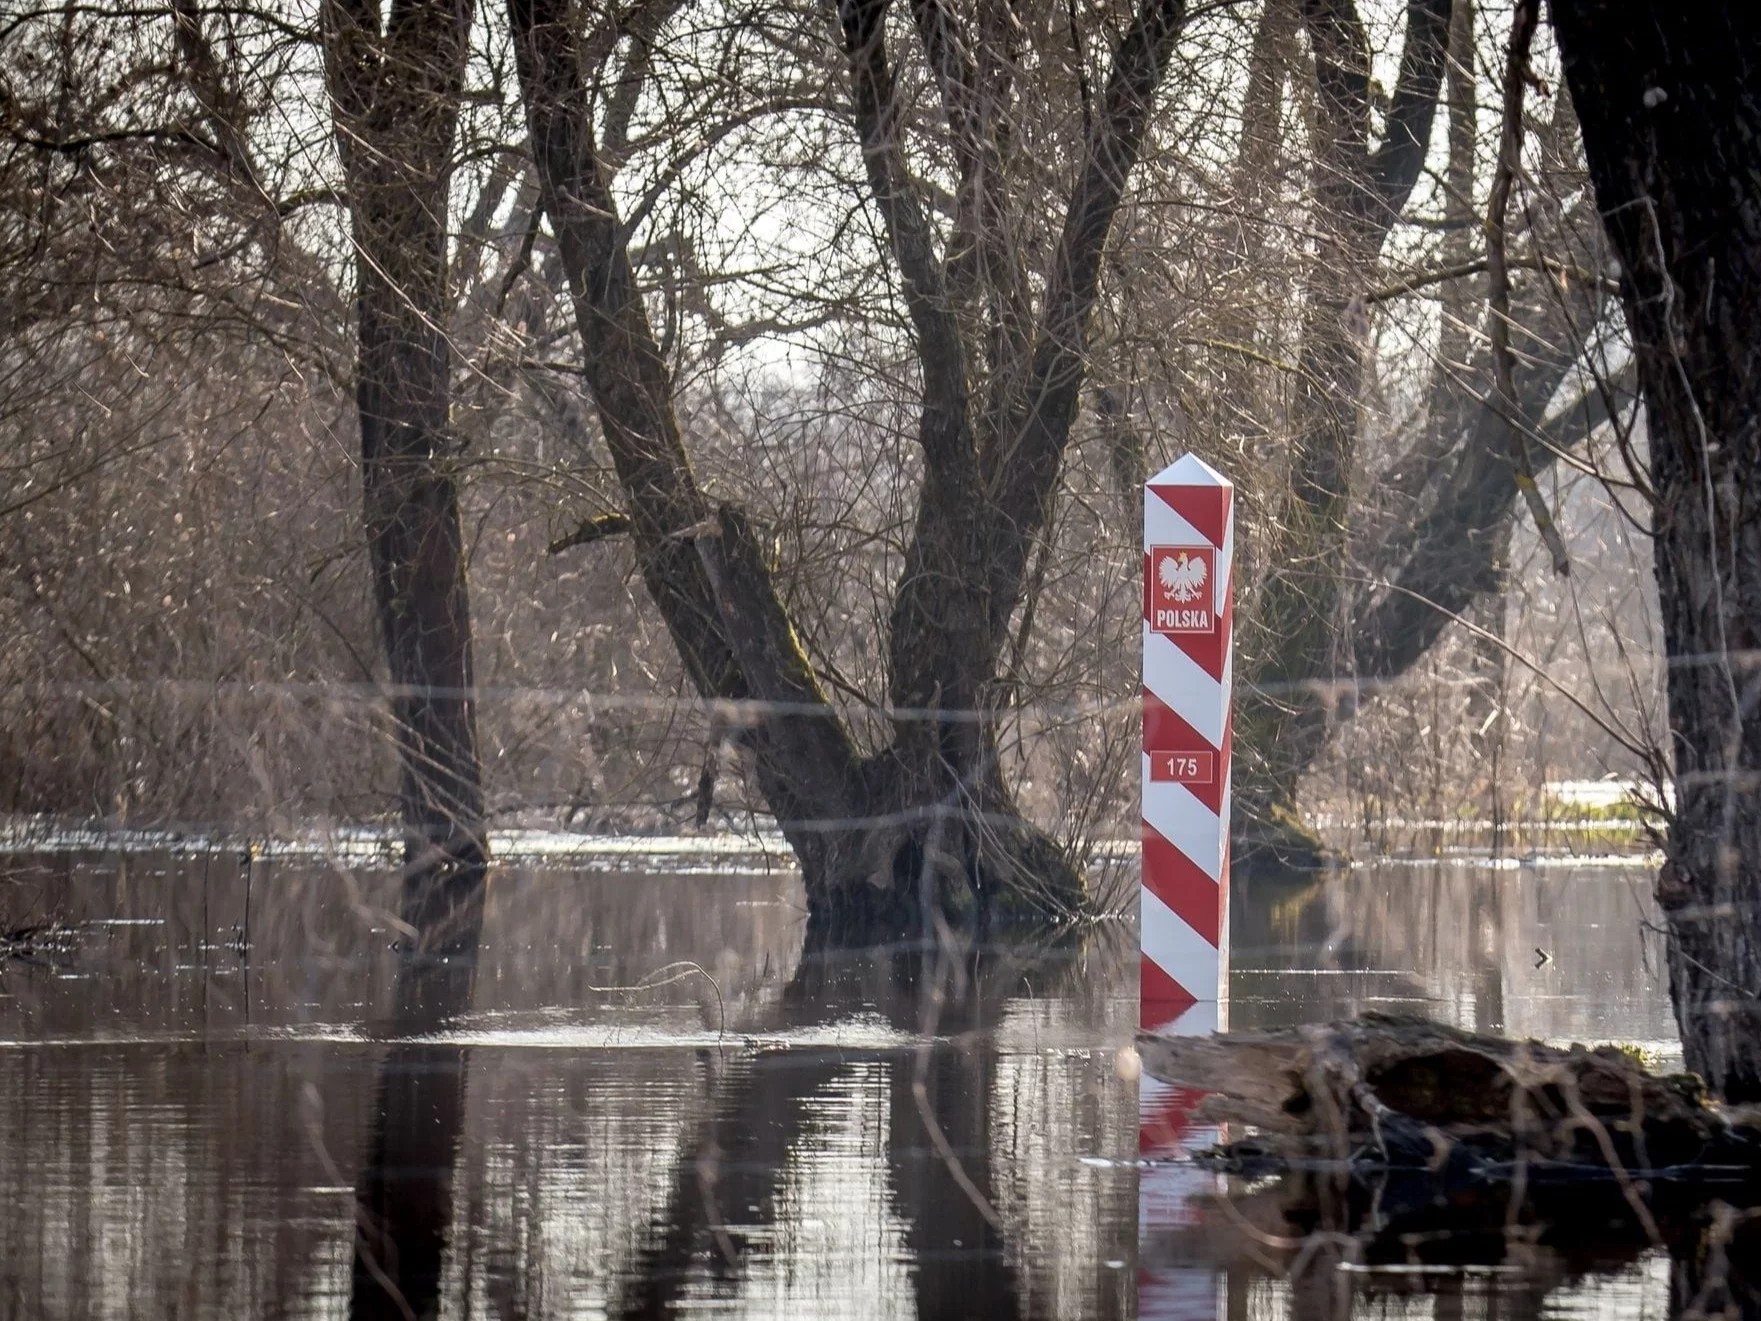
[1142,453,1232,1036]
[1138,454,1232,1319]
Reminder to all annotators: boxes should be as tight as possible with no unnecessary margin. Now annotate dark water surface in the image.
[0,850,1685,1318]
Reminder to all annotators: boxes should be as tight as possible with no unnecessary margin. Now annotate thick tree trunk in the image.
[1347,90,1614,696]
[1231,6,1635,870]
[1372,0,1478,530]
[320,0,488,947]
[1182,0,1296,465]
[840,0,1189,798]
[507,0,882,903]
[1352,278,1617,687]
[1235,0,1451,866]
[510,0,1189,930]
[510,0,1074,926]
[1550,2,1761,1101]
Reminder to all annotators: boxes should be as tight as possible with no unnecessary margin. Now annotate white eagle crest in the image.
[1158,551,1207,604]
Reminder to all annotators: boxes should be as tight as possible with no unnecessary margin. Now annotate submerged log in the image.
[1139,1017,1761,1306]
[1137,1014,1761,1179]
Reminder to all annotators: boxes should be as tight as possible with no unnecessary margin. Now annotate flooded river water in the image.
[0,848,1689,1317]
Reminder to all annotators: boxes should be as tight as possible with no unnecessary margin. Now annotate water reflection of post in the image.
[618,941,1057,1320]
[350,859,486,1321]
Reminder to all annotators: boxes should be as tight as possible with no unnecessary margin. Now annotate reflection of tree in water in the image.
[619,933,1129,1321]
[344,894,1130,1321]
[350,862,484,1321]
[351,1029,472,1321]
[1673,1209,1761,1320]
[1230,862,1673,1046]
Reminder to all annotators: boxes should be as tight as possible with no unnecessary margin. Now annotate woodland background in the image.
[0,0,1651,870]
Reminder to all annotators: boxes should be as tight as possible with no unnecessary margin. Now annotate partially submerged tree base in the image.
[508,0,1195,935]
[1231,802,1334,879]
[803,810,1088,945]
[1138,1015,1760,1178]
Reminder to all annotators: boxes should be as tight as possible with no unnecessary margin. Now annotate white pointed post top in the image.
[1148,452,1232,489]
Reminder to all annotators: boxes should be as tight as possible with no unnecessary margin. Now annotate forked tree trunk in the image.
[1235,0,1451,865]
[321,0,487,951]
[1233,1,1631,869]
[1551,2,1761,1102]
[509,0,1189,933]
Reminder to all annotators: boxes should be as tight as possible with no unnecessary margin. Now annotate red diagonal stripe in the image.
[1140,1083,1209,1154]
[1142,819,1221,946]
[1155,574,1232,681]
[1142,686,1219,756]
[1143,689,1229,816]
[1141,952,1199,1031]
[1150,483,1229,548]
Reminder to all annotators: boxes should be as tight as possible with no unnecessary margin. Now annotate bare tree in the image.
[507,0,1193,928]
[1233,0,1453,859]
[1226,0,1633,866]
[321,0,488,945]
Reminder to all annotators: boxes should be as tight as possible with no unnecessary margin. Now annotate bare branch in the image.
[1488,0,1570,575]
[547,512,632,555]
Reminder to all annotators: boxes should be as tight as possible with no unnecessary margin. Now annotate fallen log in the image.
[1136,1013,1761,1180]
[1138,1017,1761,1307]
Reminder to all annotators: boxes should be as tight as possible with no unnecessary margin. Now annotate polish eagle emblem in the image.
[1157,549,1207,603]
